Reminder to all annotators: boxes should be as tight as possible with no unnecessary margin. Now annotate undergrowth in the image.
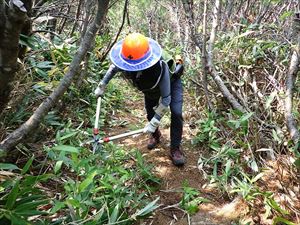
[190,23,300,224]
[0,33,160,224]
[0,142,160,224]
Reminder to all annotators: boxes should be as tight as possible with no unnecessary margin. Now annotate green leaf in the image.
[5,179,20,210]
[54,161,63,174]
[10,213,30,225]
[94,205,105,221]
[21,156,34,175]
[16,209,47,216]
[279,11,293,21]
[19,34,37,49]
[185,196,210,215]
[294,158,300,169]
[249,160,258,172]
[273,216,295,225]
[15,195,45,206]
[135,197,160,217]
[52,145,79,153]
[35,68,48,78]
[66,199,81,208]
[186,204,199,214]
[22,174,52,187]
[110,204,119,223]
[79,170,98,192]
[225,160,232,175]
[272,129,281,143]
[265,92,277,109]
[0,149,6,158]
[251,173,264,183]
[50,201,65,213]
[240,112,254,122]
[59,131,79,141]
[36,61,54,69]
[0,163,19,171]
[15,199,48,212]
[267,198,289,215]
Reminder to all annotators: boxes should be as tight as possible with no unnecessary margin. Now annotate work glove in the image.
[173,55,184,80]
[94,82,106,98]
[143,117,160,133]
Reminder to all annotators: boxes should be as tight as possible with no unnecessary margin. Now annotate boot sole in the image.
[172,159,185,166]
[169,154,186,166]
[147,142,159,150]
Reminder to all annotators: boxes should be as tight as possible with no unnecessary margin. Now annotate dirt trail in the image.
[117,127,247,225]
[105,90,246,225]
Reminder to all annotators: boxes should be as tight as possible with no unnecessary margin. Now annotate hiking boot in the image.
[147,129,161,150]
[170,146,185,166]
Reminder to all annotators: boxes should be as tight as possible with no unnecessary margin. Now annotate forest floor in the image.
[103,84,248,225]
[3,78,299,224]
[103,80,300,224]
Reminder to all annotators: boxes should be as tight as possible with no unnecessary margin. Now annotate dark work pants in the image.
[144,78,183,148]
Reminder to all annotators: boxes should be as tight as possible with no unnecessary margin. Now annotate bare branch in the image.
[99,0,129,62]
[182,0,245,112]
[208,0,221,56]
[207,0,245,112]
[202,0,213,110]
[70,0,83,36]
[181,0,202,47]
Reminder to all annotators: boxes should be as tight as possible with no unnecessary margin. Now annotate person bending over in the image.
[95,33,185,166]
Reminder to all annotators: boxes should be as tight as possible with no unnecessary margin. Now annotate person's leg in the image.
[144,95,161,149]
[169,78,185,166]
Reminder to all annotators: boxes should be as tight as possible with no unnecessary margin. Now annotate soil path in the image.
[105,88,246,225]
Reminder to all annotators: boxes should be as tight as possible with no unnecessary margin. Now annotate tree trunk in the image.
[0,0,30,113]
[285,11,300,146]
[201,0,213,110]
[0,0,110,154]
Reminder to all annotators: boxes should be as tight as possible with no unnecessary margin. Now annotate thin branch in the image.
[32,29,63,40]
[70,0,83,36]
[99,0,129,62]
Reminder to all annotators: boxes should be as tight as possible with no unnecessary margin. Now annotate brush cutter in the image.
[92,97,102,154]
[90,97,144,153]
[87,128,144,147]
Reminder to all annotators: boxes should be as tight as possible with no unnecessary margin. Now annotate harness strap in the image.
[149,60,163,90]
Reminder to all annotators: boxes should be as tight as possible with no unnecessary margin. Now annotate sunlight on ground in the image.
[154,165,170,176]
[191,197,249,225]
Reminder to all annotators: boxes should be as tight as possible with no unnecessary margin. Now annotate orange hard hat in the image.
[121,33,150,60]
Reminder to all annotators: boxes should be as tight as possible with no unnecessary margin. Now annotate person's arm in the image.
[101,64,121,85]
[144,61,171,133]
[154,61,171,120]
[95,64,121,97]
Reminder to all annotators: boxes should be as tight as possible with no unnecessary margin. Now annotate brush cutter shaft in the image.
[94,97,101,130]
[98,128,144,144]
